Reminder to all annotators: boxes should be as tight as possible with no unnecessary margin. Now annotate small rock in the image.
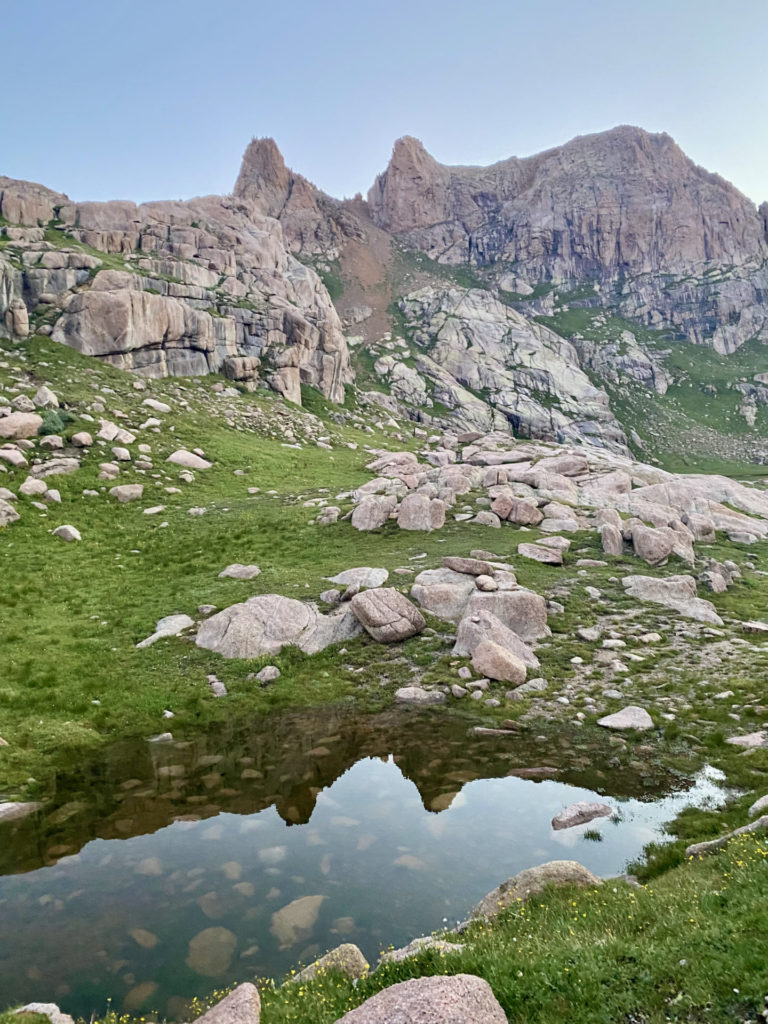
[219,563,261,580]
[597,706,654,731]
[53,525,81,542]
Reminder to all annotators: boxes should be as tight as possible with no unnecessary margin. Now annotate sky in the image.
[2,0,767,206]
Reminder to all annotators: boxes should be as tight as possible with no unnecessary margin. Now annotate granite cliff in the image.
[1,126,767,446]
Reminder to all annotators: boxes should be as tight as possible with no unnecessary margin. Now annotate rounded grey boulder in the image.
[350,587,425,642]
[335,974,506,1023]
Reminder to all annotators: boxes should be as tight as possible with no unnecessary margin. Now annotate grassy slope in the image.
[537,305,768,476]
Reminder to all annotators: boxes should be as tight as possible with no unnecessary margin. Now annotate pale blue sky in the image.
[3,0,767,205]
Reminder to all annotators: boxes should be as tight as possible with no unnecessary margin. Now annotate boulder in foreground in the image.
[195,983,260,1024]
[292,943,368,984]
[471,859,601,919]
[335,974,506,1023]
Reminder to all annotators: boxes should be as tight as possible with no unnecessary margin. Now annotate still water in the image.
[0,706,725,1018]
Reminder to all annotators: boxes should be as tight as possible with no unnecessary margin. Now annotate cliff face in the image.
[367,128,768,353]
[233,137,363,256]
[367,127,768,277]
[0,164,352,404]
[2,125,767,429]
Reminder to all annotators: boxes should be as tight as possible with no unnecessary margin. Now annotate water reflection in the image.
[0,707,724,1019]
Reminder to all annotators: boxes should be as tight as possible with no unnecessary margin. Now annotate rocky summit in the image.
[2,122,768,1024]
[3,125,768,464]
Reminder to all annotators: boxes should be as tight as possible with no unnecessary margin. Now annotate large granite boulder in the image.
[350,588,425,642]
[452,608,540,668]
[471,639,526,684]
[196,595,362,658]
[471,860,601,920]
[464,589,550,642]
[335,974,507,1023]
[621,575,723,624]
[352,495,397,531]
[410,567,477,621]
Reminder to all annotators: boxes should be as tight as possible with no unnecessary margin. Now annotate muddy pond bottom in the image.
[0,706,725,1018]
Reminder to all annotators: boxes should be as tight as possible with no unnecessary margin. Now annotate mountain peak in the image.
[233,137,290,209]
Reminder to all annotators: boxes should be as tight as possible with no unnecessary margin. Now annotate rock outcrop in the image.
[367,127,768,352]
[0,155,351,405]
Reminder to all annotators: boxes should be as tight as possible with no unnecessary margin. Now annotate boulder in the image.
[219,563,261,580]
[0,447,28,468]
[378,935,465,966]
[442,555,495,576]
[136,613,195,649]
[186,927,238,977]
[630,523,674,566]
[335,974,507,1024]
[196,595,361,658]
[394,686,446,705]
[52,525,81,542]
[600,523,624,556]
[410,567,477,621]
[0,498,20,528]
[0,412,43,439]
[552,801,613,830]
[597,705,654,731]
[109,484,143,503]
[292,943,368,984]
[682,511,716,543]
[490,494,543,526]
[32,386,59,409]
[254,665,280,684]
[30,457,80,478]
[271,895,326,949]
[71,432,93,447]
[517,542,563,566]
[352,495,397,531]
[465,588,549,642]
[621,575,723,624]
[685,816,768,860]
[397,492,446,530]
[350,588,425,642]
[453,609,539,668]
[14,1006,73,1024]
[20,477,47,497]
[326,567,389,589]
[471,860,601,919]
[166,450,212,470]
[194,984,260,1024]
[471,639,526,684]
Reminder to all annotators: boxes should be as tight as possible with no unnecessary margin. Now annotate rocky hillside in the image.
[2,126,768,460]
[368,127,768,354]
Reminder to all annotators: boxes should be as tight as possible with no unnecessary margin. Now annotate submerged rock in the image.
[186,926,238,977]
[271,894,326,949]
